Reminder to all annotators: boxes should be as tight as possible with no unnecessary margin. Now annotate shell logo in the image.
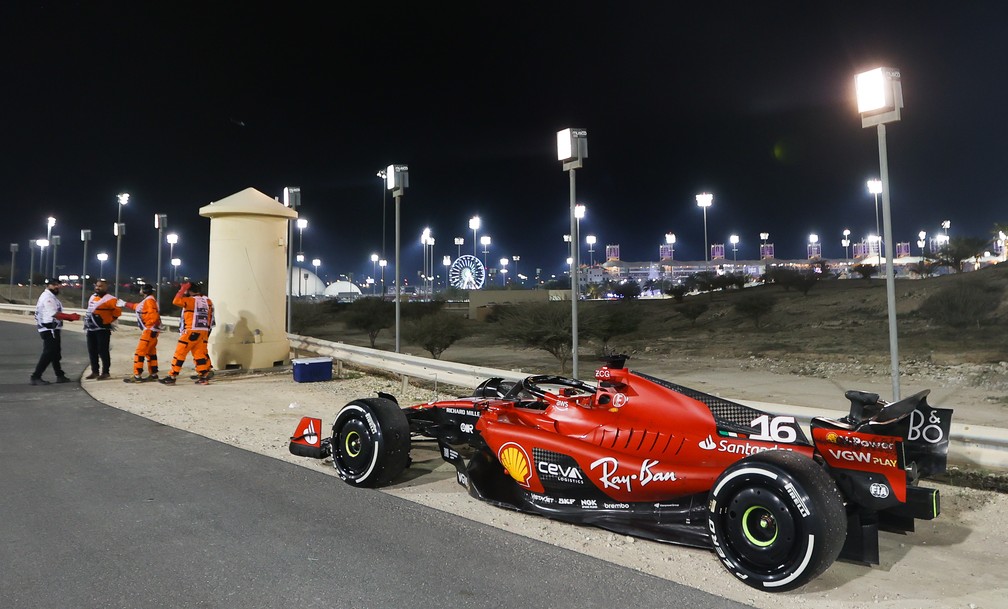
[825,431,839,444]
[498,442,532,488]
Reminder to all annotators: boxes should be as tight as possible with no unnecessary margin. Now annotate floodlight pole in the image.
[558,128,587,380]
[386,164,409,354]
[154,215,166,303]
[28,242,35,302]
[857,66,903,401]
[569,167,580,378]
[284,187,301,334]
[8,243,17,301]
[80,230,91,308]
[114,193,128,299]
[876,122,900,400]
[394,189,402,352]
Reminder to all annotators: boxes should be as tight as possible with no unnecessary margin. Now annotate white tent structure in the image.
[323,280,363,301]
[288,266,326,297]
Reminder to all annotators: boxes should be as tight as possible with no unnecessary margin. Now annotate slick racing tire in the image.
[331,398,410,488]
[707,450,846,592]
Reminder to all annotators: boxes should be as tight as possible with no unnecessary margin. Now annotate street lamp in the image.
[30,239,49,301]
[297,217,308,249]
[729,234,739,262]
[166,233,179,282]
[377,169,388,258]
[386,163,409,353]
[442,255,451,290]
[469,216,480,257]
[558,127,587,379]
[663,232,675,262]
[586,235,597,266]
[917,231,927,257]
[312,258,321,294]
[97,252,108,279]
[154,214,167,302]
[808,233,821,259]
[480,235,491,268]
[499,257,509,285]
[512,255,521,285]
[867,179,883,257]
[80,230,91,307]
[856,65,904,400]
[171,258,180,282]
[379,258,387,299]
[696,193,713,269]
[296,253,305,296]
[371,253,379,295]
[283,186,301,333]
[8,243,17,300]
[50,235,60,278]
[114,192,129,298]
[454,237,464,258]
[842,229,851,270]
[575,204,585,264]
[46,216,55,275]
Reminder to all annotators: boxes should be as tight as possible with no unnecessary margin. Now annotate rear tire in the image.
[708,450,846,591]
[331,398,410,487]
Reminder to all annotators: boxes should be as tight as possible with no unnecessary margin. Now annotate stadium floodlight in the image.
[856,66,904,399]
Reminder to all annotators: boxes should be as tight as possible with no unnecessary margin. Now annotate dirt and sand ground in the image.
[8,306,1005,609]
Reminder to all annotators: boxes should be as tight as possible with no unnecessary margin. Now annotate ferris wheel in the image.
[448,254,486,290]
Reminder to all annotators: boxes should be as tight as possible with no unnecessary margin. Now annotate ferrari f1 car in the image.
[289,355,952,592]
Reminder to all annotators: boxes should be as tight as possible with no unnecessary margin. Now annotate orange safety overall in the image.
[126,295,161,376]
[170,291,214,378]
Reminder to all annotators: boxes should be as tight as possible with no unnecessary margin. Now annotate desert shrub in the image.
[403,311,470,359]
[663,283,687,302]
[581,303,643,350]
[493,302,574,373]
[343,297,395,347]
[916,282,1003,328]
[850,264,877,279]
[676,301,709,325]
[612,281,642,300]
[733,292,777,328]
[764,267,800,290]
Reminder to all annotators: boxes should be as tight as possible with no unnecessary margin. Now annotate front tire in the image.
[331,398,410,487]
[708,450,846,591]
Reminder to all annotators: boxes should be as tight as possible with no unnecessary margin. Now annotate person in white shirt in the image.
[31,278,81,385]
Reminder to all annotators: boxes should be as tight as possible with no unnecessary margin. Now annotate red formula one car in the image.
[289,355,952,591]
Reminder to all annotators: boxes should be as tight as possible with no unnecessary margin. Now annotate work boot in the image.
[159,376,176,385]
[85,372,99,380]
[55,375,71,384]
[194,376,210,385]
[143,374,159,382]
[97,373,110,380]
[30,377,50,386]
[123,376,144,384]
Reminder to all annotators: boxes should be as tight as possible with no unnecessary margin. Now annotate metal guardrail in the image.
[288,334,527,390]
[1,303,180,329]
[287,331,1008,473]
[2,304,1004,472]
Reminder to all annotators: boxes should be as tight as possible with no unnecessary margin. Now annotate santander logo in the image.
[699,435,717,450]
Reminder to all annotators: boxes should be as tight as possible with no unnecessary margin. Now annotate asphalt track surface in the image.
[0,321,753,609]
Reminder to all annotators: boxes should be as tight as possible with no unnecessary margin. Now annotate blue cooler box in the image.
[292,357,333,382]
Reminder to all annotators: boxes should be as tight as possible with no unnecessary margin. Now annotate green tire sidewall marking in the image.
[742,505,777,547]
[345,430,361,457]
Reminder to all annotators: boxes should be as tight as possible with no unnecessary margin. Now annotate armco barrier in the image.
[1,304,1004,472]
[287,332,1008,473]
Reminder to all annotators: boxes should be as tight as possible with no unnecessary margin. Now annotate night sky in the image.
[3,3,1006,286]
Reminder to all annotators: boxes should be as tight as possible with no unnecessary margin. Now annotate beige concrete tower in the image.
[199,188,297,370]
